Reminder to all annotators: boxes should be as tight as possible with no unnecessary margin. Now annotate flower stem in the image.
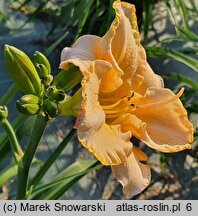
[30,128,76,187]
[0,164,18,187]
[2,119,23,166]
[16,114,48,200]
[0,114,26,148]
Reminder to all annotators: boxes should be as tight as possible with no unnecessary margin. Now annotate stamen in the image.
[105,108,129,119]
[127,92,135,100]
[101,99,123,110]
[138,88,184,109]
[100,91,135,119]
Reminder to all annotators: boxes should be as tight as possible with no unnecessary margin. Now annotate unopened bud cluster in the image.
[43,85,65,118]
[4,45,82,119]
[33,51,53,87]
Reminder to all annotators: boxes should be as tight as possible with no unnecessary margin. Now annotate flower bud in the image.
[43,99,61,118]
[0,106,8,123]
[42,74,53,86]
[35,63,49,79]
[53,65,82,91]
[45,85,65,102]
[4,45,42,96]
[33,51,51,75]
[45,85,57,97]
[16,94,41,115]
[49,90,65,102]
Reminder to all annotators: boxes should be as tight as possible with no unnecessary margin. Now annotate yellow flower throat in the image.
[100,92,135,119]
[99,88,184,119]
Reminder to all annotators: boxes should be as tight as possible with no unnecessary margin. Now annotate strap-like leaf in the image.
[31,160,100,200]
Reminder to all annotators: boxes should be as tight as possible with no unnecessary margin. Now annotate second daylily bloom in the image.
[60,0,194,197]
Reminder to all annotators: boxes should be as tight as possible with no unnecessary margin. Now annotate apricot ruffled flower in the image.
[60,0,194,197]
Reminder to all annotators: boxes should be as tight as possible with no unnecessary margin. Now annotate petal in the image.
[97,1,138,69]
[74,62,105,132]
[96,1,163,95]
[60,35,101,74]
[131,46,164,95]
[75,61,132,165]
[95,1,139,92]
[75,60,124,131]
[127,88,194,152]
[112,113,144,138]
[60,33,123,93]
[95,60,123,93]
[78,124,132,166]
[112,146,151,198]
[96,1,139,99]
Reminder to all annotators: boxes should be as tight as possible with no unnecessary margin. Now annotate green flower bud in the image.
[18,94,40,104]
[35,63,49,78]
[45,85,57,97]
[4,45,42,96]
[16,94,41,115]
[0,106,8,123]
[50,90,65,102]
[45,86,65,102]
[41,74,53,87]
[33,51,51,74]
[53,65,82,91]
[43,99,61,118]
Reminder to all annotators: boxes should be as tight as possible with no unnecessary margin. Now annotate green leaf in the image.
[45,0,94,55]
[175,26,198,42]
[73,0,94,40]
[143,0,153,40]
[146,47,198,72]
[45,31,69,56]
[0,11,8,21]
[166,73,198,89]
[166,51,198,72]
[0,84,18,106]
[30,128,76,186]
[174,0,190,30]
[31,160,100,200]
[99,0,115,36]
[189,0,198,16]
[47,3,73,36]
[88,4,106,33]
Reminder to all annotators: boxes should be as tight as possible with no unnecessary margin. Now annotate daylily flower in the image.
[60,0,194,198]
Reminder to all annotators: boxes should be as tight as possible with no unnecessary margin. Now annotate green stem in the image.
[0,83,18,105]
[30,128,76,187]
[0,114,26,150]
[0,115,33,164]
[16,114,48,200]
[2,119,23,165]
[0,164,18,187]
